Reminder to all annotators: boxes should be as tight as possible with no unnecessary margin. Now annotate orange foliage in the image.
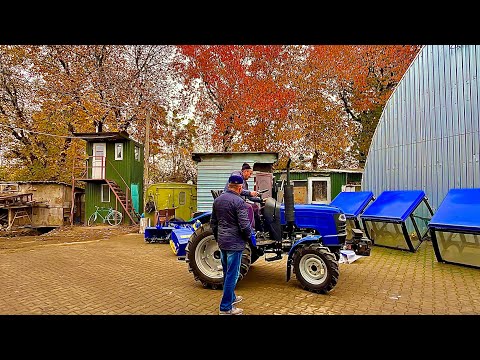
[177,45,296,152]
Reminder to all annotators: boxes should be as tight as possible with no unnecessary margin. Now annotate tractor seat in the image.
[211,190,224,199]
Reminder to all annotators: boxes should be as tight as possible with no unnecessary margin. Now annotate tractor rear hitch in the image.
[346,228,373,256]
[265,253,282,262]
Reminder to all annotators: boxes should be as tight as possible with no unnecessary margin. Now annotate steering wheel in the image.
[256,189,269,207]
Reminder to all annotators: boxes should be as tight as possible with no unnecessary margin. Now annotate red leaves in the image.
[178,45,295,152]
[178,45,420,168]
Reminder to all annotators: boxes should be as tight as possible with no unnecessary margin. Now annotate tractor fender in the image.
[286,235,322,282]
[191,211,211,224]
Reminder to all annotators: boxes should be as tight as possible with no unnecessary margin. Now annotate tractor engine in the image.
[260,197,347,255]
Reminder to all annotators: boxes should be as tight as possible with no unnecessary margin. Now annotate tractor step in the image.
[265,254,282,262]
[255,239,276,246]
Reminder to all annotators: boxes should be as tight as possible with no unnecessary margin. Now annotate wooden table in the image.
[0,193,33,207]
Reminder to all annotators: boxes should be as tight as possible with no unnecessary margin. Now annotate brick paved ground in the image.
[1,229,480,315]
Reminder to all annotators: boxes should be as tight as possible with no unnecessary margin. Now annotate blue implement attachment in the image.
[170,227,195,257]
[429,188,480,233]
[360,190,426,222]
[144,226,176,243]
[429,188,480,268]
[330,191,374,218]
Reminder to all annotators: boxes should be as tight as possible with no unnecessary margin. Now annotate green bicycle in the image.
[87,206,123,226]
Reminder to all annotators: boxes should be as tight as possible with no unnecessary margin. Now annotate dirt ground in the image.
[0,224,140,252]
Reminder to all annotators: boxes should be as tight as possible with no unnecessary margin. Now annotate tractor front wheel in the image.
[292,244,339,294]
[185,223,252,290]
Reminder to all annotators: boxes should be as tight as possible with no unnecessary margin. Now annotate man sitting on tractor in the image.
[225,163,263,231]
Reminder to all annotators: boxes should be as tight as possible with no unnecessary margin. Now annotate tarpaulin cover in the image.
[360,190,425,222]
[429,188,480,232]
[330,191,374,217]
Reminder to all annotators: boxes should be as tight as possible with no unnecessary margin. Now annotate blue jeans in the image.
[219,249,243,311]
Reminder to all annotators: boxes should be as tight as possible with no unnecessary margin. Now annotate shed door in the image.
[92,143,106,179]
[131,184,139,214]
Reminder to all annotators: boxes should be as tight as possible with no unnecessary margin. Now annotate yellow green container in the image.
[144,182,197,225]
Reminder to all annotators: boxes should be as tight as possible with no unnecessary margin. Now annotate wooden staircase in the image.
[106,180,140,225]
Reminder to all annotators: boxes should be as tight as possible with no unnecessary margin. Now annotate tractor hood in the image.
[284,203,346,242]
[280,203,342,225]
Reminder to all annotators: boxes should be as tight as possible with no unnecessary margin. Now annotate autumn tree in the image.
[148,109,197,184]
[275,45,357,169]
[176,45,419,170]
[0,45,181,183]
[0,44,420,184]
[306,45,422,166]
[176,45,296,153]
[0,45,57,180]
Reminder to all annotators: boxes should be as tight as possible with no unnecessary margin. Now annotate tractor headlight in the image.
[338,213,346,222]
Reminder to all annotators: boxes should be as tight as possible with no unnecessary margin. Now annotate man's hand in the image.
[250,190,259,197]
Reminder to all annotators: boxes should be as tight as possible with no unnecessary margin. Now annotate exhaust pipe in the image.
[284,158,295,227]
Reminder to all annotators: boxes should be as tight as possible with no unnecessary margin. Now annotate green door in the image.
[131,184,139,213]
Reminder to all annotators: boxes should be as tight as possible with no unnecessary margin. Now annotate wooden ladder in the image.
[7,209,32,230]
[105,180,140,225]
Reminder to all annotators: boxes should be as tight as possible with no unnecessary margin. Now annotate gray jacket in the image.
[224,170,251,198]
[224,170,262,203]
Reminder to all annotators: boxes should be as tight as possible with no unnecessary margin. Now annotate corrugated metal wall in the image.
[363,45,480,212]
[195,153,278,212]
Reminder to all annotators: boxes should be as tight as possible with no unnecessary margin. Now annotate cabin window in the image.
[134,146,140,161]
[101,184,110,202]
[179,191,186,205]
[115,143,123,160]
[307,177,331,204]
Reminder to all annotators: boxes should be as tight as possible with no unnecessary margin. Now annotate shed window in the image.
[134,146,140,161]
[179,191,186,205]
[101,184,110,202]
[308,177,331,204]
[115,143,123,160]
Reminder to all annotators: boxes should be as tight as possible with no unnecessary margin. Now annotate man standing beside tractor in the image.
[212,173,254,315]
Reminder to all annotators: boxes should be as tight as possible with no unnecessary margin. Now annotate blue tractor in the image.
[185,159,372,294]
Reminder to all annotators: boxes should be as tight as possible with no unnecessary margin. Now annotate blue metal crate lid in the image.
[330,191,374,217]
[360,190,426,222]
[429,188,480,232]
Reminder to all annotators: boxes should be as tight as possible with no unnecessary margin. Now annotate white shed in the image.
[192,152,279,212]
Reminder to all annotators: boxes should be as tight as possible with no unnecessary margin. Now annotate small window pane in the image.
[101,184,110,202]
[436,231,480,267]
[312,181,327,202]
[115,143,123,160]
[365,220,409,250]
[179,191,186,205]
[134,146,140,161]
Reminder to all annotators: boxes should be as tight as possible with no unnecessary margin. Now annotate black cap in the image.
[241,163,251,170]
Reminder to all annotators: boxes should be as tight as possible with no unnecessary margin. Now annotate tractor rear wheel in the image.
[292,244,339,294]
[185,223,252,290]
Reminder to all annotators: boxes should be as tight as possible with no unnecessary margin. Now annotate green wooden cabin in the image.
[73,131,144,225]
